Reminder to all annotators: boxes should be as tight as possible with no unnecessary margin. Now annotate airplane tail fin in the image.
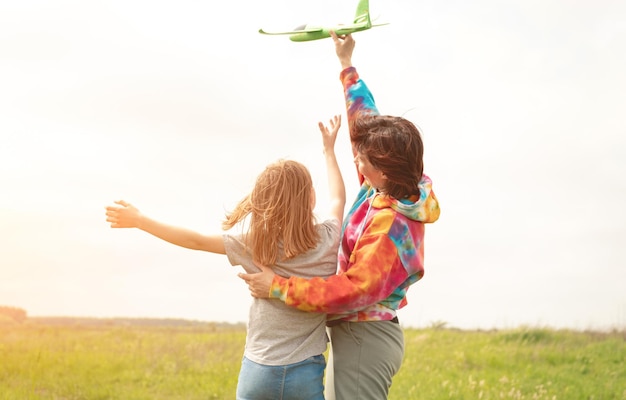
[353,0,371,26]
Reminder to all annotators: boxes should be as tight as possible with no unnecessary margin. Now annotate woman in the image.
[239,32,440,399]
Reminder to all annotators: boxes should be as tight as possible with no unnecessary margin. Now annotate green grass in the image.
[391,328,625,399]
[0,323,244,399]
[1,321,624,399]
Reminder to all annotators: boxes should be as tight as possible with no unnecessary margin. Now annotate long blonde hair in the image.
[222,159,319,266]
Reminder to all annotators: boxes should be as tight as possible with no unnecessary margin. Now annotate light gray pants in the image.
[324,321,404,400]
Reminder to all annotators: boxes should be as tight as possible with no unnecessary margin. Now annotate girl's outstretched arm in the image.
[319,114,346,225]
[105,200,226,254]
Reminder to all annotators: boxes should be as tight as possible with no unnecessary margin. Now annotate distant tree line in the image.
[0,306,27,323]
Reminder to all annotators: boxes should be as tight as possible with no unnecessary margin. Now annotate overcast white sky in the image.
[1,0,625,330]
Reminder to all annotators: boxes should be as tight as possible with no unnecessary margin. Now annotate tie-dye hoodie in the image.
[269,66,440,322]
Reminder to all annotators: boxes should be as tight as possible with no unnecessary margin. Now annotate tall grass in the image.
[1,321,624,399]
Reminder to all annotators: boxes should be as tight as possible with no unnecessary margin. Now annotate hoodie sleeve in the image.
[269,229,410,314]
[340,67,379,185]
[340,67,380,120]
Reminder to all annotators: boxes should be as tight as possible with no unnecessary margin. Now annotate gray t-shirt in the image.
[223,219,340,366]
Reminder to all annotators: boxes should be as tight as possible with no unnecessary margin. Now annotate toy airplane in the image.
[259,0,388,42]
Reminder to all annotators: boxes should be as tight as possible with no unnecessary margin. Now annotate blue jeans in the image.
[236,355,326,400]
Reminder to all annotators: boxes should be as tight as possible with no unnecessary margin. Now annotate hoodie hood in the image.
[370,174,440,223]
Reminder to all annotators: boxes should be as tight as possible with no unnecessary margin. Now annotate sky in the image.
[1,0,625,331]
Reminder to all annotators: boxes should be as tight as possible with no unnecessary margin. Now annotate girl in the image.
[105,115,345,400]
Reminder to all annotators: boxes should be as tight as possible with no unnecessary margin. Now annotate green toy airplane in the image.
[259,0,388,42]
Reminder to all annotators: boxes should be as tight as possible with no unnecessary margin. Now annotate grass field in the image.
[1,319,624,399]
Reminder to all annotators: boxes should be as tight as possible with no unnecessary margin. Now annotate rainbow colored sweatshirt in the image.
[269,67,440,322]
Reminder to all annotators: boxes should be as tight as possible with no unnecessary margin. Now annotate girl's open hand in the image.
[105,200,142,229]
[319,114,342,153]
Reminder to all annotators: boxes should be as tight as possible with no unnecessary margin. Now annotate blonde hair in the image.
[222,159,319,266]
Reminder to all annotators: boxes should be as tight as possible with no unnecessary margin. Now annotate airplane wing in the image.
[259,27,323,36]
